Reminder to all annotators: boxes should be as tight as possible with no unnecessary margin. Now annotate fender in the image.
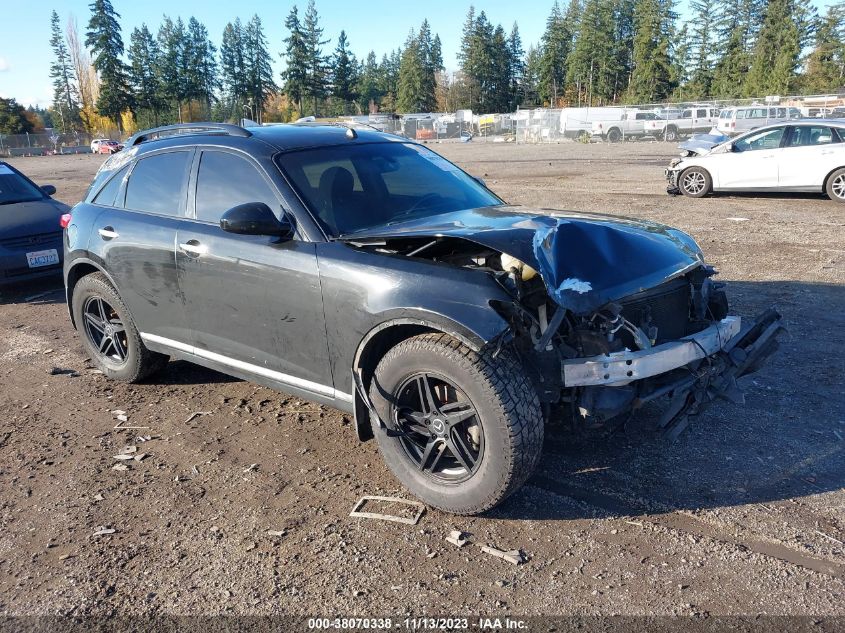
[64,255,118,327]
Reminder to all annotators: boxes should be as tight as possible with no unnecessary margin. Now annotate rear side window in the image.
[787,126,838,147]
[93,165,129,207]
[125,151,191,216]
[195,151,279,222]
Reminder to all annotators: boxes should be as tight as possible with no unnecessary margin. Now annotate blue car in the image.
[0,161,69,285]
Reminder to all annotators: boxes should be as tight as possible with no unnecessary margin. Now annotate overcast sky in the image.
[0,0,836,108]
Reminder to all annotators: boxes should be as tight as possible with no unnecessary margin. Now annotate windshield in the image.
[276,142,503,236]
[0,164,45,205]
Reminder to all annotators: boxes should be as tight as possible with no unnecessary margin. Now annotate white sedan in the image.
[666,120,845,203]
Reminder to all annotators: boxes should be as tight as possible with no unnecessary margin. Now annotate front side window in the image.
[125,151,191,216]
[195,151,279,222]
[734,127,786,152]
[0,163,45,205]
[786,126,837,148]
[277,142,502,236]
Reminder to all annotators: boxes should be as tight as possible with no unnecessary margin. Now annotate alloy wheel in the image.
[391,372,484,483]
[682,170,706,195]
[82,296,128,365]
[832,174,845,200]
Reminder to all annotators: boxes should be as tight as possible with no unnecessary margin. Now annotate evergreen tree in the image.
[220,20,248,120]
[522,45,542,105]
[156,16,187,122]
[127,24,163,126]
[686,0,718,98]
[801,5,844,93]
[49,10,81,132]
[507,23,525,110]
[356,51,384,112]
[567,0,619,104]
[711,0,763,97]
[539,1,573,104]
[627,0,674,103]
[85,0,132,130]
[490,25,512,112]
[331,31,358,114]
[302,0,329,116]
[244,15,278,122]
[281,6,308,114]
[669,23,691,96]
[397,25,438,112]
[0,98,35,134]
[186,17,217,118]
[744,0,801,96]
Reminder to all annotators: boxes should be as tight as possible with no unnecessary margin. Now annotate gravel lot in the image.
[1,142,843,619]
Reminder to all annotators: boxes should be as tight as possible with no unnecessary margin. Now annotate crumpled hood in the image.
[0,199,69,240]
[338,205,705,314]
[678,131,730,156]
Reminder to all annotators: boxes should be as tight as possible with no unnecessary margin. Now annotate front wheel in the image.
[71,273,168,382]
[679,167,712,198]
[826,168,845,203]
[369,333,544,515]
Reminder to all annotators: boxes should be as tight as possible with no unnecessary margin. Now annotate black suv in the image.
[64,123,782,514]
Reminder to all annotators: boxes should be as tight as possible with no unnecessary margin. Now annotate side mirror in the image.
[220,202,293,238]
[40,184,57,196]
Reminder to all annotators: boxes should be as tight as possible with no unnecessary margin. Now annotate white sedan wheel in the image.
[679,167,711,198]
[828,170,845,203]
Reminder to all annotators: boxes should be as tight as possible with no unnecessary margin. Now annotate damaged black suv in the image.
[64,123,783,515]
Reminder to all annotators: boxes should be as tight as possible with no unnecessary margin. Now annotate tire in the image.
[678,167,712,198]
[71,272,168,382]
[607,128,622,143]
[825,167,845,203]
[368,333,544,515]
[663,126,678,142]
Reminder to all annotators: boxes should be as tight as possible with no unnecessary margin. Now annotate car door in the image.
[175,147,334,394]
[93,148,193,344]
[777,125,845,190]
[715,127,786,190]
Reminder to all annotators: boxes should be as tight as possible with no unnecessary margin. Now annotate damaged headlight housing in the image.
[501,253,538,281]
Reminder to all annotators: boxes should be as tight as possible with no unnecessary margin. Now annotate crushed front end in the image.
[498,263,784,439]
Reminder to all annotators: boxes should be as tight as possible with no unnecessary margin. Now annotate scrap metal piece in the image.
[445,530,469,548]
[477,543,525,565]
[349,496,426,526]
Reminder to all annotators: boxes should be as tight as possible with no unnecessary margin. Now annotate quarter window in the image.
[195,151,279,222]
[93,165,129,207]
[124,151,191,216]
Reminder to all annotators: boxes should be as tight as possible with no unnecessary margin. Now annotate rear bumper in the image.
[0,249,63,285]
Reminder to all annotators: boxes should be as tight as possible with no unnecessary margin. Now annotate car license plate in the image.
[26,249,59,268]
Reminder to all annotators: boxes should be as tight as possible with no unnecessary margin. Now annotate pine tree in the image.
[303,0,329,116]
[156,16,187,122]
[49,10,81,132]
[331,31,358,114]
[356,51,384,113]
[670,23,691,96]
[244,15,278,122]
[539,1,573,105]
[711,0,763,98]
[744,0,801,96]
[507,24,525,110]
[281,7,308,115]
[85,0,132,130]
[567,0,619,104]
[221,20,248,120]
[686,0,718,98]
[801,5,844,93]
[185,17,217,118]
[626,0,674,103]
[127,24,162,126]
[522,45,542,105]
[397,25,438,113]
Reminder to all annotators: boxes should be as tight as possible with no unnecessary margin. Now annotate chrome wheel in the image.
[682,170,707,195]
[832,174,845,200]
[391,372,483,483]
[82,296,128,364]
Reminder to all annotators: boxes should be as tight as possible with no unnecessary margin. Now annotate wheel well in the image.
[65,262,102,327]
[353,323,466,442]
[822,166,845,193]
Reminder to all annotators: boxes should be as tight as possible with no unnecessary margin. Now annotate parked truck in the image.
[644,106,721,141]
[591,110,660,142]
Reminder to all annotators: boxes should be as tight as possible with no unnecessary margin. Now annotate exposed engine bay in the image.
[343,217,784,439]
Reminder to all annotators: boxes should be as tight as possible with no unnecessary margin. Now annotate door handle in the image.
[179,240,207,256]
[98,226,119,239]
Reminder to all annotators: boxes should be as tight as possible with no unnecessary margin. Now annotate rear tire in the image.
[663,126,678,142]
[369,333,544,515]
[71,272,168,382]
[679,167,712,198]
[607,128,622,143]
[825,168,845,203]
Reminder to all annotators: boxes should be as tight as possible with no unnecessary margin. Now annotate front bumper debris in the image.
[563,309,784,439]
[665,164,681,195]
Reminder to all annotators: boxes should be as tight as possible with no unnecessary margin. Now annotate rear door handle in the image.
[179,240,207,256]
[98,226,119,239]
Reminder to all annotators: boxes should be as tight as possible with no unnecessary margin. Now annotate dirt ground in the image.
[1,142,843,620]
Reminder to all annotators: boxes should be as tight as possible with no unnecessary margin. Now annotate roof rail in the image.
[126,122,252,147]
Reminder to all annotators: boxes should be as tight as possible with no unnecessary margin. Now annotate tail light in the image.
[60,213,72,229]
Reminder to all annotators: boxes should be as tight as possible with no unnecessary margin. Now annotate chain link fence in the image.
[0,131,123,156]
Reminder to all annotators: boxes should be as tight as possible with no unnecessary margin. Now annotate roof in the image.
[249,123,403,151]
